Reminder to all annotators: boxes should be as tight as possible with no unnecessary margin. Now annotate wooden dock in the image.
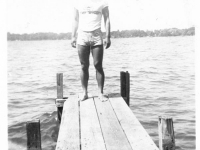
[26,71,175,150]
[56,94,159,150]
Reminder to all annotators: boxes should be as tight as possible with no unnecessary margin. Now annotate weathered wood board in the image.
[80,97,106,150]
[56,96,80,150]
[110,96,159,150]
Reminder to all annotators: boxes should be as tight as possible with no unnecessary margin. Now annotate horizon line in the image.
[7,26,195,35]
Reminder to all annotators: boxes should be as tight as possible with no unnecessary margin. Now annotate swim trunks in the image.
[77,28,103,46]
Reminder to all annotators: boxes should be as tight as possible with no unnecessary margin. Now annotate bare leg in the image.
[77,45,90,100]
[91,45,108,101]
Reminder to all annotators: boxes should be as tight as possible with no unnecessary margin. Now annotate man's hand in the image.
[104,37,111,49]
[71,37,77,48]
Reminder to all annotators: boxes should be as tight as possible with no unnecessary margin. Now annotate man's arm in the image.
[71,8,79,48]
[102,6,111,49]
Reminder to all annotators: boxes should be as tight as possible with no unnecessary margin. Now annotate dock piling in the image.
[120,71,130,106]
[158,117,175,150]
[56,73,67,122]
[57,73,63,99]
[26,119,41,150]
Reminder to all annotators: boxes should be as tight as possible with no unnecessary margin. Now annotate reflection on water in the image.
[8,36,195,150]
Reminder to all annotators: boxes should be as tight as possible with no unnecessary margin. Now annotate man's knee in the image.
[81,63,89,71]
[94,62,103,71]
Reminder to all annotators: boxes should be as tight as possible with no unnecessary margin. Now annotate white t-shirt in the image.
[74,0,108,31]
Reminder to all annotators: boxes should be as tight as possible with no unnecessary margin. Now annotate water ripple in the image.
[8,37,195,150]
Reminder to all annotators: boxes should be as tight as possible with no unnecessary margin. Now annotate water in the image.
[8,36,195,150]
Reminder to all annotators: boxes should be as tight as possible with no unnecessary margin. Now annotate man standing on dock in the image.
[71,0,111,101]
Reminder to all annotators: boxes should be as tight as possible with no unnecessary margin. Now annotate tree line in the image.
[7,27,195,41]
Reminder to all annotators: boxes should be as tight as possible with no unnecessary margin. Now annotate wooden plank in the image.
[158,117,175,150]
[26,119,41,150]
[56,98,67,107]
[109,97,159,150]
[56,96,80,150]
[80,97,106,150]
[94,97,133,150]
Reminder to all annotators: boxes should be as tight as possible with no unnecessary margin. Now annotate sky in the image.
[7,0,195,33]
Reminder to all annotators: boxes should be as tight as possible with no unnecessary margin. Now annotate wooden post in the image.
[120,71,126,98]
[158,117,175,150]
[26,119,41,150]
[125,71,130,106]
[57,73,63,99]
[57,73,63,122]
[120,71,130,106]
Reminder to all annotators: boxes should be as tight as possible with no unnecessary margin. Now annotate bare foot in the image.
[79,93,88,101]
[98,94,108,102]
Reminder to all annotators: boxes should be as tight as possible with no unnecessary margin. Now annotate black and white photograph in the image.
[5,0,196,149]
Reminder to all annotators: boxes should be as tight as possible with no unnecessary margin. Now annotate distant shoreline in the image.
[7,27,195,41]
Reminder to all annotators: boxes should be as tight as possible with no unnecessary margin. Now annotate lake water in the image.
[8,36,195,150]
